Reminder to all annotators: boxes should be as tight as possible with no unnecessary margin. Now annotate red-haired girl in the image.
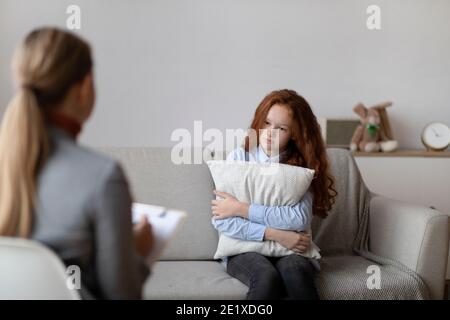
[212,89,337,300]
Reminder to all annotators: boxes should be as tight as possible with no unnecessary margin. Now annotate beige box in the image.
[318,118,360,148]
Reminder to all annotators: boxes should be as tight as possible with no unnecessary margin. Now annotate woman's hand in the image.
[264,228,311,253]
[211,190,249,219]
[133,216,154,257]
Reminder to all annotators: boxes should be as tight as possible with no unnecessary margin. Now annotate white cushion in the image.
[207,160,321,260]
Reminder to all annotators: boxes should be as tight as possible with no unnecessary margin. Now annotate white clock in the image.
[421,122,450,151]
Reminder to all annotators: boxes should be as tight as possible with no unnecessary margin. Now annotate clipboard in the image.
[132,202,187,266]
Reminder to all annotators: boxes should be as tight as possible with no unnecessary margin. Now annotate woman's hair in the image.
[244,89,338,218]
[0,27,92,237]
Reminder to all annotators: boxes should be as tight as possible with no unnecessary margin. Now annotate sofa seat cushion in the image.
[316,255,427,300]
[144,261,247,300]
[144,256,427,300]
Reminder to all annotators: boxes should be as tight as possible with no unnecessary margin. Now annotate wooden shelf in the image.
[352,150,450,158]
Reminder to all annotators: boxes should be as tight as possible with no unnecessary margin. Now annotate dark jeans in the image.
[227,252,319,300]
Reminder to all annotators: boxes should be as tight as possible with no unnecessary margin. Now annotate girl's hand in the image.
[264,228,311,253]
[297,231,312,252]
[211,190,249,219]
[298,232,311,253]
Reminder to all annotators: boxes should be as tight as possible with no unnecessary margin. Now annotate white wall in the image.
[0,0,449,148]
[355,157,450,214]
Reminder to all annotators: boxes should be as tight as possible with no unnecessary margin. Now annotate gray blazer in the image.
[31,127,149,299]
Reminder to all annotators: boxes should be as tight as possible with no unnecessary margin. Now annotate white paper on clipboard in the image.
[132,202,186,267]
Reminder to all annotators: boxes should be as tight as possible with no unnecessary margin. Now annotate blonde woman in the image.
[0,27,153,299]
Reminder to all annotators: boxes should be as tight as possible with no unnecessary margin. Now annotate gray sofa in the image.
[98,147,449,300]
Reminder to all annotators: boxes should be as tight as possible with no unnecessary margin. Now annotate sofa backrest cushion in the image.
[97,147,218,260]
[97,147,368,260]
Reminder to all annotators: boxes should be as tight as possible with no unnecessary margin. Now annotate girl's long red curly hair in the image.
[244,89,337,218]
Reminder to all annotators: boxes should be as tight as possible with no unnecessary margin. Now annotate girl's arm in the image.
[211,216,266,241]
[212,189,313,232]
[247,190,313,231]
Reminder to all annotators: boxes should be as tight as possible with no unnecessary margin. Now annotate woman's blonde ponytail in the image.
[0,28,92,237]
[0,87,49,237]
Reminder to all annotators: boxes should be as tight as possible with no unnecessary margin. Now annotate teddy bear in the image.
[350,102,398,152]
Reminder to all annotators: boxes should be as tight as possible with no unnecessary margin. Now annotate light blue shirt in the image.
[211,146,314,241]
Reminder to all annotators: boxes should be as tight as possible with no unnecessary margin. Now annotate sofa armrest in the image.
[369,195,449,299]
